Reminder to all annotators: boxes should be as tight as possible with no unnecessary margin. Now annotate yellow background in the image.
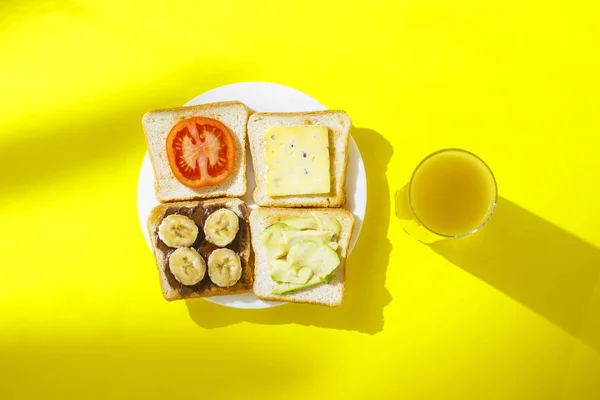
[1,1,599,398]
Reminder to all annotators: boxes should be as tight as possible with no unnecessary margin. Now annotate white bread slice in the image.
[147,198,253,301]
[250,207,354,306]
[142,101,249,202]
[248,111,351,207]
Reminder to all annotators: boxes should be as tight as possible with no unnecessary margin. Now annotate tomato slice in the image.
[166,117,236,188]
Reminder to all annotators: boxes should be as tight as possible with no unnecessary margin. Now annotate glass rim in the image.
[407,148,498,239]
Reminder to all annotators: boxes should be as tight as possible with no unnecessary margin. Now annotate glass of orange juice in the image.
[395,149,497,243]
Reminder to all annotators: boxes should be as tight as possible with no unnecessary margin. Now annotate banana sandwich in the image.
[147,198,253,301]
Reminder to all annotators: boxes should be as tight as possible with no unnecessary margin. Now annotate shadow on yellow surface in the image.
[186,127,393,334]
[0,109,143,198]
[429,197,600,353]
[0,71,236,201]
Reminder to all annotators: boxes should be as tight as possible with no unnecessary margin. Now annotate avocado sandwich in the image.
[250,207,354,306]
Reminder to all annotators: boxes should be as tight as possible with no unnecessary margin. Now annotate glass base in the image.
[395,187,446,244]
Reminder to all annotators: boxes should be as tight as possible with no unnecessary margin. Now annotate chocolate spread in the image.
[155,203,251,297]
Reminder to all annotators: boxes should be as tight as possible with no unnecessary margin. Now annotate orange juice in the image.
[409,149,497,237]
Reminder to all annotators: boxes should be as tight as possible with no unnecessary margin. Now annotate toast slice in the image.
[142,101,250,202]
[250,207,354,306]
[147,198,253,301]
[247,110,351,207]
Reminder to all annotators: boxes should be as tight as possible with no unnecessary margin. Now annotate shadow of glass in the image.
[186,127,393,334]
[429,197,600,353]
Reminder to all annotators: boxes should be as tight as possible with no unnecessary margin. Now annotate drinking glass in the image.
[395,149,498,243]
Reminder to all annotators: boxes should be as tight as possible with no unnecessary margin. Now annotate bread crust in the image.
[142,101,250,119]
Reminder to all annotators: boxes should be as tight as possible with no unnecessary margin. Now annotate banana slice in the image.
[168,247,206,285]
[158,214,198,248]
[207,248,242,287]
[204,208,239,247]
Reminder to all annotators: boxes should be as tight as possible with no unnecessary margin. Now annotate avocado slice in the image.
[324,271,336,283]
[270,259,313,284]
[281,230,334,248]
[258,222,290,259]
[279,217,318,230]
[272,276,326,294]
[312,213,341,238]
[272,269,337,294]
[270,259,290,281]
[287,242,340,279]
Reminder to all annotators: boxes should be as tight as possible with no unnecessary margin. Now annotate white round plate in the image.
[137,82,367,309]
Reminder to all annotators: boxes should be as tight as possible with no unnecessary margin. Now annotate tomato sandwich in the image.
[142,101,249,202]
